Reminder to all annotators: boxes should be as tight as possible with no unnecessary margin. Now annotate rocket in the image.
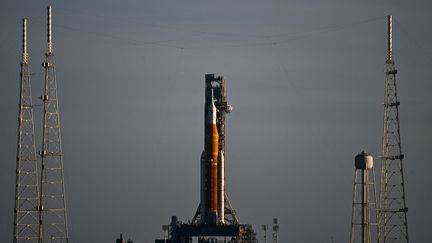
[199,74,231,225]
[200,85,223,225]
[200,88,219,224]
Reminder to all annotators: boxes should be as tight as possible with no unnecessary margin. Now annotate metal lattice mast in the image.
[378,15,409,243]
[350,152,378,243]
[13,18,40,243]
[38,6,69,243]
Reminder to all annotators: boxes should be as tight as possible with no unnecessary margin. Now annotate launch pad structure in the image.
[155,74,257,243]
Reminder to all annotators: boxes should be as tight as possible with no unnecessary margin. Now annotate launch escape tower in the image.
[378,16,409,243]
[38,6,69,243]
[350,152,378,243]
[13,18,40,243]
[156,75,256,243]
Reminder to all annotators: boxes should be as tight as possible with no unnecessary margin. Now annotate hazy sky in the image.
[1,1,431,242]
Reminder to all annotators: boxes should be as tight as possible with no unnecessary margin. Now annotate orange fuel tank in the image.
[210,95,219,213]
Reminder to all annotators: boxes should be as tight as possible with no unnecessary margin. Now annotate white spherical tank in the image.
[355,151,373,170]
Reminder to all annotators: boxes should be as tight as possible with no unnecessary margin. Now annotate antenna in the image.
[378,15,409,243]
[387,15,393,63]
[13,17,40,243]
[22,18,28,64]
[47,5,53,54]
[38,5,70,243]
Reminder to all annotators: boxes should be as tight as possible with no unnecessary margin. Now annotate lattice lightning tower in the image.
[13,18,40,243]
[378,15,409,243]
[38,6,69,243]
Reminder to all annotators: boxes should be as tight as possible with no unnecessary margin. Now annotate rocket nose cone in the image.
[208,88,217,124]
[211,101,217,124]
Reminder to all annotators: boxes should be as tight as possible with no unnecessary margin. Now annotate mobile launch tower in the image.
[155,74,256,243]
